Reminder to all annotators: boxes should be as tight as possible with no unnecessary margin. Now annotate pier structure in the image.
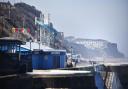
[94,61,128,89]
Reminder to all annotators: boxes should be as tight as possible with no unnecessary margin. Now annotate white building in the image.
[75,39,108,49]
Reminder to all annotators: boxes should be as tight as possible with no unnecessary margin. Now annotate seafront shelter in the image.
[0,37,28,75]
[32,50,66,69]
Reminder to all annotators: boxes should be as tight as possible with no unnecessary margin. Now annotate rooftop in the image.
[21,42,66,52]
[0,37,25,45]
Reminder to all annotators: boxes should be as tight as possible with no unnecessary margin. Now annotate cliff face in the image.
[64,36,124,58]
[0,2,41,41]
[14,3,41,35]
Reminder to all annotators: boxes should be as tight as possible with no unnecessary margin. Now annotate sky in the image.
[9,0,128,57]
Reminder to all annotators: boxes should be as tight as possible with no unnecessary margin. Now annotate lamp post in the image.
[52,32,55,48]
[71,46,73,60]
[30,39,32,51]
[38,41,41,50]
[0,16,4,36]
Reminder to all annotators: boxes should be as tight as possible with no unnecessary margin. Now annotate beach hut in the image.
[32,50,66,69]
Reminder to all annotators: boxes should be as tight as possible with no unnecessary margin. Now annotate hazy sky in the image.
[10,0,128,57]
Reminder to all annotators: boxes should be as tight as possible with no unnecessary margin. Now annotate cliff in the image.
[64,36,124,58]
[0,2,41,41]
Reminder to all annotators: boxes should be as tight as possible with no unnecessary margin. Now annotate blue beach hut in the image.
[32,50,66,69]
